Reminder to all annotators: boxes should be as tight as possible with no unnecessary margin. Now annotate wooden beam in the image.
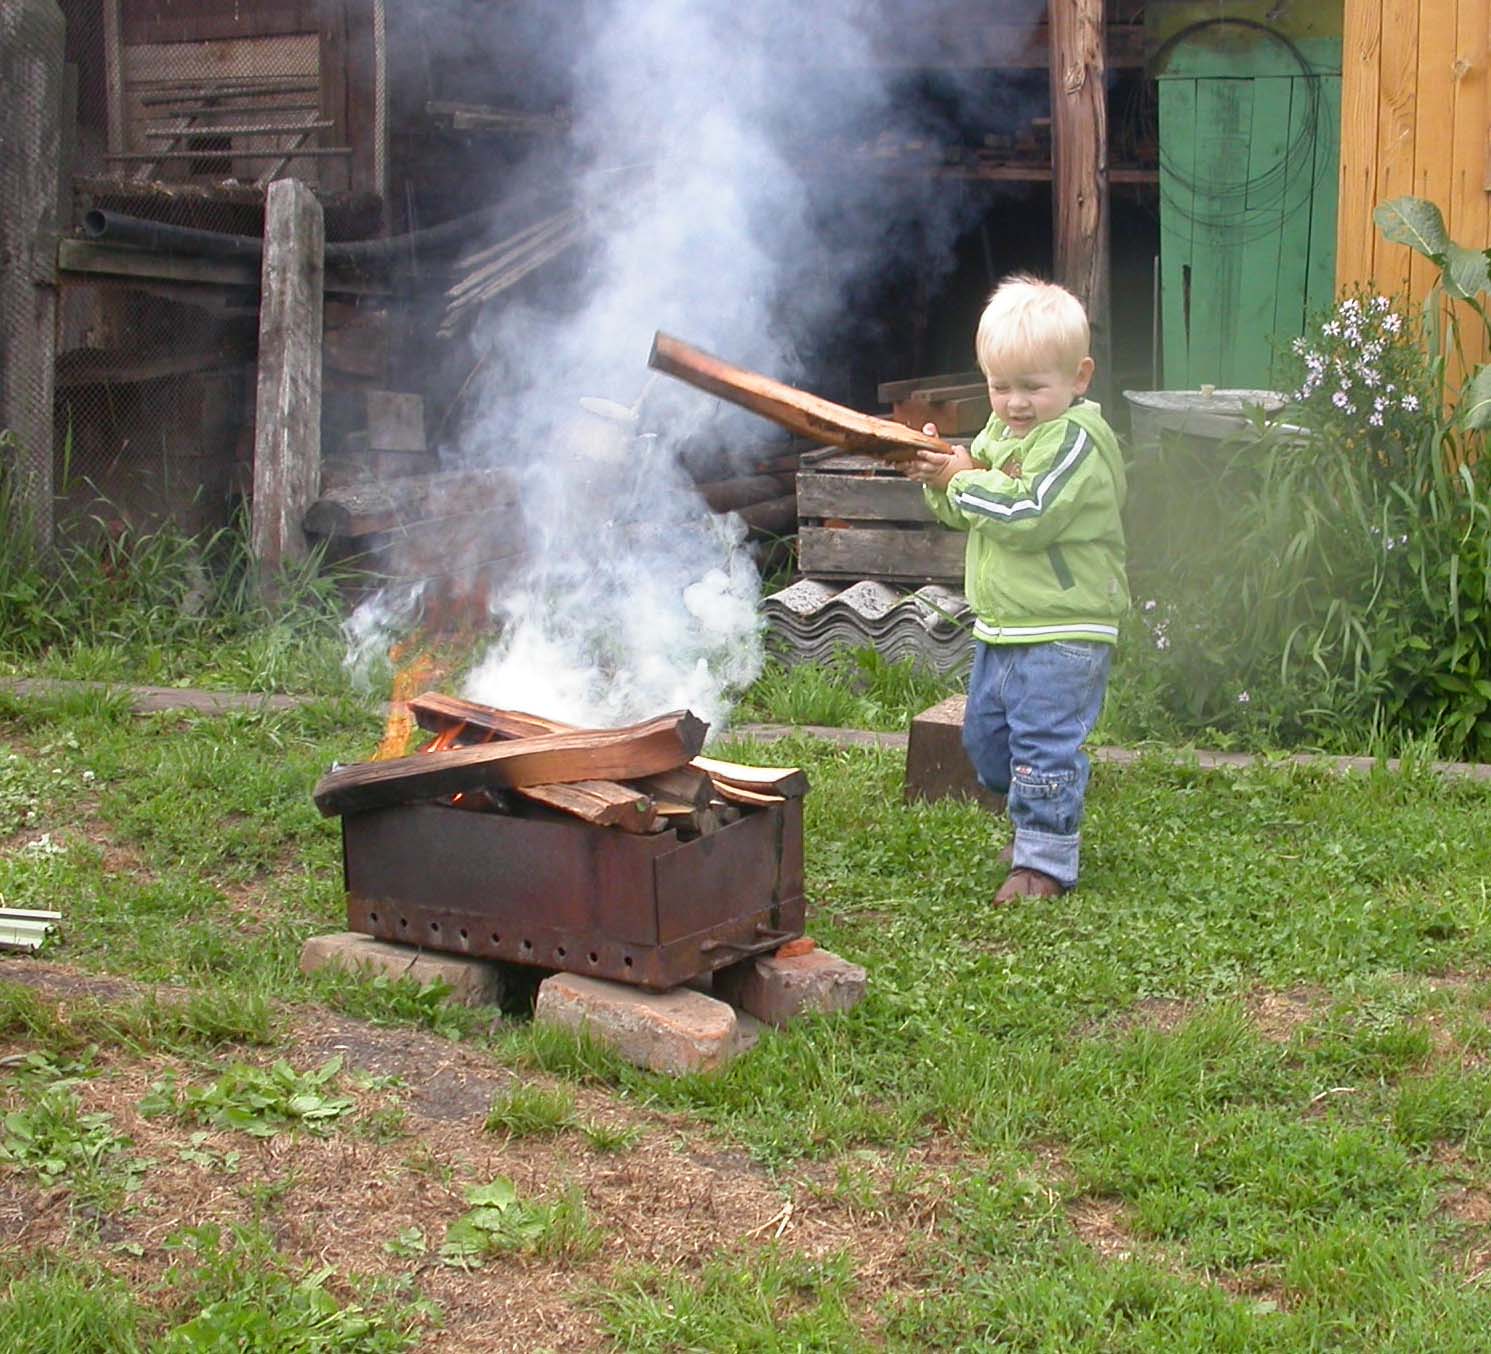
[648,332,956,463]
[303,467,519,538]
[1048,0,1111,385]
[0,0,65,552]
[312,710,708,817]
[252,178,324,582]
[101,0,125,155]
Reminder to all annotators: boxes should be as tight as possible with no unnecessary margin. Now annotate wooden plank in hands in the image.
[313,710,707,817]
[648,332,956,464]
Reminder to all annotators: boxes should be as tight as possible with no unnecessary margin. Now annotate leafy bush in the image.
[1117,198,1491,758]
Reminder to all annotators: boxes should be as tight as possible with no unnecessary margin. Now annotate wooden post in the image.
[251,177,324,583]
[0,0,66,553]
[1048,0,1111,392]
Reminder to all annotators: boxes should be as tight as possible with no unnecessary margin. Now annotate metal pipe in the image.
[83,191,569,267]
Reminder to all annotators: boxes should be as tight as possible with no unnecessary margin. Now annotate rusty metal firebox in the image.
[342,796,805,991]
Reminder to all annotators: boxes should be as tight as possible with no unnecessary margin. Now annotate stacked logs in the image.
[311,692,808,841]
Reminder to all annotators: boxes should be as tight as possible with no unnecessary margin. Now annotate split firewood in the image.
[631,765,715,812]
[691,753,809,799]
[510,780,658,832]
[406,691,809,805]
[410,693,652,828]
[409,692,564,740]
[707,782,786,809]
[648,331,956,463]
[312,710,707,818]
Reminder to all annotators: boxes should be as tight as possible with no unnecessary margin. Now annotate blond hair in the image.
[975,273,1090,377]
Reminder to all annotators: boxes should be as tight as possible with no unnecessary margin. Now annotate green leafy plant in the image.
[141,1056,355,1138]
[1117,198,1491,757]
[160,1223,431,1351]
[439,1178,600,1269]
[0,1090,145,1207]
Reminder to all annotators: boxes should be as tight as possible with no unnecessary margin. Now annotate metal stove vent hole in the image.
[369,911,379,924]
[556,946,567,959]
[588,952,599,965]
[490,932,501,945]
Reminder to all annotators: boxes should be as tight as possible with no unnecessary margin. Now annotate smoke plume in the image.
[350,0,1008,732]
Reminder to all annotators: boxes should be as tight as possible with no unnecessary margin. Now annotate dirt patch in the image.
[1,961,941,1351]
[1068,1195,1136,1260]
[1244,986,1324,1043]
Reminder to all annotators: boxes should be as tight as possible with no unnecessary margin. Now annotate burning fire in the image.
[374,643,443,762]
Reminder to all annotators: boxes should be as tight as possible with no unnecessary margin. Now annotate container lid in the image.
[1122,389,1285,416]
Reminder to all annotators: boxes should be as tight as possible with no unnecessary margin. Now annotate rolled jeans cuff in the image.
[1013,828,1079,891]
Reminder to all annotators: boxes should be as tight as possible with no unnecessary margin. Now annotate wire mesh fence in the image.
[11,0,377,547]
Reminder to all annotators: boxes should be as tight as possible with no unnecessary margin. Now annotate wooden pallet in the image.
[795,451,963,585]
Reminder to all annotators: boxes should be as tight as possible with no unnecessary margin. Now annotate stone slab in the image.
[534,973,740,1076]
[904,694,1003,810]
[299,931,508,1007]
[714,946,868,1028]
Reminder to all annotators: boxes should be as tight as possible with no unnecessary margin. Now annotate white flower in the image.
[1373,295,1392,312]
[1369,412,1384,427]
[1332,391,1351,409]
[1383,313,1403,334]
[1237,690,1251,704]
[1143,599,1158,612]
[1322,321,1341,337]
[1401,394,1420,411]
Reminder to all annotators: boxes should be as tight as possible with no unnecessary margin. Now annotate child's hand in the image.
[901,428,975,491]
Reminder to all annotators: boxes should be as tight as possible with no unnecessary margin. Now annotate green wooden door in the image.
[1157,38,1341,390]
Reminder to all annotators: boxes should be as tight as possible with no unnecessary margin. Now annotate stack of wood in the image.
[312,692,808,839]
[877,371,991,438]
[688,442,803,542]
[302,466,525,627]
[438,207,590,337]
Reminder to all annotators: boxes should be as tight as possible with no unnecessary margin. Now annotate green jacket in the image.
[925,399,1128,645]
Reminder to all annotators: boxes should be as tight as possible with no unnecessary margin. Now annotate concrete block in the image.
[299,931,507,1007]
[534,973,739,1076]
[714,947,868,1028]
[904,695,1003,810]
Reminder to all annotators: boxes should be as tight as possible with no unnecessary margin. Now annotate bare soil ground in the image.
[0,961,935,1351]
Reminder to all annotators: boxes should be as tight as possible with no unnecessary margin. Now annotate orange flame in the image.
[374,643,439,762]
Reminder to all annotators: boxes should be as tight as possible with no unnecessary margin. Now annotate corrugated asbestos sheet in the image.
[763,579,972,677]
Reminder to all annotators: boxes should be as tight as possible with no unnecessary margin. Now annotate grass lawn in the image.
[5,683,1491,1350]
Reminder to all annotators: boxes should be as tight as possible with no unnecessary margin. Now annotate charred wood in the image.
[312,710,708,817]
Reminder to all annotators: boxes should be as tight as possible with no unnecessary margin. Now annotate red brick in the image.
[714,947,867,1027]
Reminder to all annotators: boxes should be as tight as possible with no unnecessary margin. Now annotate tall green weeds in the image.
[0,441,348,691]
[1121,199,1491,758]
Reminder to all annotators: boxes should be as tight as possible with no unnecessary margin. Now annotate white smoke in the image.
[351,0,1000,732]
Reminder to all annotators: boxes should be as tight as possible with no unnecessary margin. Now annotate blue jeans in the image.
[961,638,1112,890]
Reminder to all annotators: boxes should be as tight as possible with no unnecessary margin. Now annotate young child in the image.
[903,274,1127,902]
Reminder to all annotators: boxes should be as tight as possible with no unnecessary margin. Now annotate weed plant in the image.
[1119,199,1491,758]
[0,442,351,693]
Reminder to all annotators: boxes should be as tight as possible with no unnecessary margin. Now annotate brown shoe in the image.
[994,867,1065,903]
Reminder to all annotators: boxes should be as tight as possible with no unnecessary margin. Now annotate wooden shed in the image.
[1336,0,1490,309]
[1149,3,1344,390]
